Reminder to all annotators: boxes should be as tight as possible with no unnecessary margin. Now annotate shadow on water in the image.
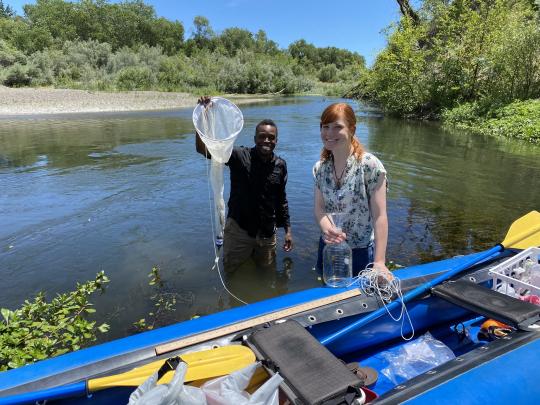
[1,96,539,341]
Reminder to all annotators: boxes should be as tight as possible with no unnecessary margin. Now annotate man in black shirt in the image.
[196,101,293,273]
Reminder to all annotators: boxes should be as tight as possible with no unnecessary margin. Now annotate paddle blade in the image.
[87,345,255,392]
[501,210,540,249]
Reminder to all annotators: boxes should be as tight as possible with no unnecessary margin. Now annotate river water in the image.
[1,96,539,340]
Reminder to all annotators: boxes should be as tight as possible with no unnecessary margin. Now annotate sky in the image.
[7,0,403,66]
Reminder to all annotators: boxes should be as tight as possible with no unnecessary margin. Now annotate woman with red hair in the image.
[313,102,391,278]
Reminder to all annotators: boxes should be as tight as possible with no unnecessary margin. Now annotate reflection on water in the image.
[1,98,539,341]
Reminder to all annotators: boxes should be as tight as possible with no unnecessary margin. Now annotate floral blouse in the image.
[313,152,387,249]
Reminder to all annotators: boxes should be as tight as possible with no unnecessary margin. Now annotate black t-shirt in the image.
[226,146,290,238]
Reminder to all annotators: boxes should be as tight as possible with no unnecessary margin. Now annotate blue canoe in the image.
[1,248,540,404]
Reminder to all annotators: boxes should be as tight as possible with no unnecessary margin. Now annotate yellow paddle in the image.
[10,345,258,403]
[500,210,540,249]
[88,345,255,391]
[321,210,540,345]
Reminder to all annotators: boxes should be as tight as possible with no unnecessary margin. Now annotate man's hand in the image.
[197,96,212,107]
[283,231,293,252]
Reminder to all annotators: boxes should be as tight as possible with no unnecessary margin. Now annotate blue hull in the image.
[1,249,539,404]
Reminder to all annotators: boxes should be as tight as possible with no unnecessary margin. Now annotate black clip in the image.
[157,356,182,381]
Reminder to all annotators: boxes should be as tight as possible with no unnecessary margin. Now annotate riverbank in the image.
[442,99,540,144]
[0,86,276,116]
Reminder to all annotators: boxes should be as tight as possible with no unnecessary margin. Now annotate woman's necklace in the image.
[333,159,347,189]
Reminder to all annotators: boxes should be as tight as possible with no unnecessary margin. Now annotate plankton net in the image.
[193,97,244,244]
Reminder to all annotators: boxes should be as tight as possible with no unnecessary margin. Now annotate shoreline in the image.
[0,86,278,116]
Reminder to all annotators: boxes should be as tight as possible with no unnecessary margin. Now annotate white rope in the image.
[203,145,248,306]
[349,264,415,341]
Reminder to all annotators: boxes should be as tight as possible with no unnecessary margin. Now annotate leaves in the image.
[443,99,540,143]
[0,272,110,371]
[363,0,540,123]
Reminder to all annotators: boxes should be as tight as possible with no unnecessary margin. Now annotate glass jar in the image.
[322,213,352,287]
[323,241,353,287]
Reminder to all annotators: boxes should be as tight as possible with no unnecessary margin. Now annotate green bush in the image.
[441,102,484,127]
[217,51,312,94]
[157,55,188,91]
[0,272,109,371]
[0,39,26,67]
[318,64,338,83]
[135,44,166,73]
[26,48,66,86]
[106,47,139,74]
[116,66,156,90]
[480,100,540,142]
[3,63,31,87]
[443,99,540,143]
[62,40,112,70]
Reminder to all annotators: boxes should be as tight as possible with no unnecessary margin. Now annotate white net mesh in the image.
[193,97,244,164]
[193,97,243,241]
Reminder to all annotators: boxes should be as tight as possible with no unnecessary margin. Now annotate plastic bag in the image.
[128,362,206,405]
[202,362,283,405]
[128,361,282,405]
[380,332,455,385]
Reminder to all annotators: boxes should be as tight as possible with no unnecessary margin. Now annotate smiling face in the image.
[254,124,277,158]
[320,119,354,152]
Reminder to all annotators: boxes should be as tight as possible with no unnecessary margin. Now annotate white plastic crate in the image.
[489,247,540,297]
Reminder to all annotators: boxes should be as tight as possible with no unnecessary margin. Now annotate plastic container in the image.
[488,247,540,297]
[323,241,352,287]
[323,213,352,288]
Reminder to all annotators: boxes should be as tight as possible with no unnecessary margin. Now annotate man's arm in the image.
[195,131,211,159]
[195,96,212,159]
[276,161,293,251]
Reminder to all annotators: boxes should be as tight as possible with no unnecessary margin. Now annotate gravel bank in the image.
[0,86,272,116]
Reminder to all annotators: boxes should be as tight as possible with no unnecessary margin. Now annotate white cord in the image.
[202,120,248,306]
[349,263,415,341]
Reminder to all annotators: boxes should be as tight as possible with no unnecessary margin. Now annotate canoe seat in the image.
[247,320,363,405]
[432,280,540,329]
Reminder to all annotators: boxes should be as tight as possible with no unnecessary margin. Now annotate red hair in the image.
[320,103,364,161]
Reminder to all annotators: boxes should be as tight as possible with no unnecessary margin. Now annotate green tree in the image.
[254,29,279,54]
[0,17,53,54]
[364,0,540,119]
[0,0,15,18]
[219,27,255,56]
[288,39,318,67]
[370,17,430,116]
[192,15,214,47]
[21,0,184,51]
[151,17,184,55]
[23,0,79,44]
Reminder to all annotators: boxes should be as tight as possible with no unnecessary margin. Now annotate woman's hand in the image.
[373,262,394,281]
[321,222,347,244]
[315,187,346,244]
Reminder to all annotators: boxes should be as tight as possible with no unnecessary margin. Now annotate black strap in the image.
[261,358,280,373]
[321,386,363,405]
[156,356,182,381]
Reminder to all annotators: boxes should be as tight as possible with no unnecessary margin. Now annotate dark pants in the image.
[316,237,374,277]
[223,218,276,274]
